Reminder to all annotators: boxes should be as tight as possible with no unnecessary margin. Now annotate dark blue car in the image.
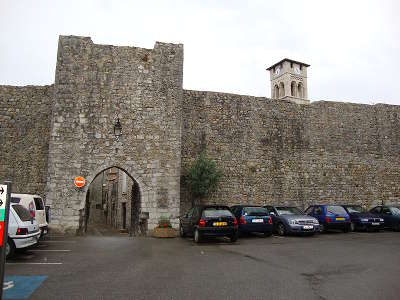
[370,205,400,231]
[305,205,351,233]
[230,206,273,237]
[341,205,384,232]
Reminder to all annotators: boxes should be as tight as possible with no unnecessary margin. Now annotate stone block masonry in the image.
[0,35,399,234]
[181,91,400,212]
[44,36,183,233]
[0,85,53,195]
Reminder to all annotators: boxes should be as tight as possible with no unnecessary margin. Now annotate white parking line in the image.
[29,249,71,252]
[42,241,77,243]
[6,262,63,265]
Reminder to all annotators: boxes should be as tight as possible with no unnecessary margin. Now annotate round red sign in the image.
[74,177,86,188]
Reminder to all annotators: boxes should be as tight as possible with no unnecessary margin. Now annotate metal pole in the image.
[0,180,12,300]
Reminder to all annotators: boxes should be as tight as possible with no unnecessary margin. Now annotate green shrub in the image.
[184,152,223,204]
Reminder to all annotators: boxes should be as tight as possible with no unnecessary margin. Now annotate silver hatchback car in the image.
[265,206,320,236]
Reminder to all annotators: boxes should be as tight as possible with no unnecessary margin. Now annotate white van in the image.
[11,194,48,237]
[7,203,40,258]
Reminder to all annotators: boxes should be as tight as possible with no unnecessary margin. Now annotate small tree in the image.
[184,152,223,206]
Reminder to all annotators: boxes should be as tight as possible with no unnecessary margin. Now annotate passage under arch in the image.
[83,166,142,236]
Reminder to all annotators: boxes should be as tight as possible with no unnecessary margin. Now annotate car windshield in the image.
[243,207,268,216]
[12,204,33,222]
[203,209,233,218]
[326,206,347,215]
[345,206,362,213]
[390,207,400,215]
[276,207,303,215]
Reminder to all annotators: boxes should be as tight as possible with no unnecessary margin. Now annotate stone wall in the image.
[46,36,183,233]
[0,85,53,196]
[1,36,399,233]
[181,90,400,212]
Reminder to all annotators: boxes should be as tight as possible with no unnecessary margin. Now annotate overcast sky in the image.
[1,0,399,105]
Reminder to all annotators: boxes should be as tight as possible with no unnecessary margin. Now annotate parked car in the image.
[265,206,320,236]
[369,205,400,231]
[341,205,384,232]
[11,193,48,237]
[230,205,273,237]
[179,205,238,243]
[7,203,41,259]
[305,205,351,233]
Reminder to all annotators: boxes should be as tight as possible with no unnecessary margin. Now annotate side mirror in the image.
[269,212,275,216]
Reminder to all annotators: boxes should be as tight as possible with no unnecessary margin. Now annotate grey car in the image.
[265,206,320,236]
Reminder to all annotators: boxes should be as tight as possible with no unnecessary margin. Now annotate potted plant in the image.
[152,216,177,238]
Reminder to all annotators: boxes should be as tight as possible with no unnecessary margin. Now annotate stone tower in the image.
[267,58,310,104]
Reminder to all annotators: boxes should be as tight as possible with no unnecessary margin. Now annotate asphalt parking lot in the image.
[4,231,400,300]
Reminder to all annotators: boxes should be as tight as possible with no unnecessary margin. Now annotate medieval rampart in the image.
[0,85,53,195]
[181,90,400,212]
[0,37,399,233]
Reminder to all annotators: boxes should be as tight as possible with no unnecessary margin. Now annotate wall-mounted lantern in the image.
[114,118,122,138]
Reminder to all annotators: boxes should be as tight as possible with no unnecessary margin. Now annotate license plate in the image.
[303,225,313,229]
[372,222,380,226]
[336,217,345,221]
[252,219,264,223]
[213,222,227,227]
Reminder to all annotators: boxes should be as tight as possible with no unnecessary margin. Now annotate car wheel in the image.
[194,229,201,243]
[396,223,400,232]
[6,238,15,259]
[179,224,186,238]
[277,223,286,236]
[350,222,355,232]
[230,233,238,243]
[319,223,326,233]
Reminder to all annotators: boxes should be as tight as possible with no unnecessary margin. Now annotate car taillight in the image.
[16,228,29,235]
[233,217,238,226]
[239,216,246,224]
[29,201,35,218]
[199,219,206,227]
[267,217,272,224]
[325,216,331,223]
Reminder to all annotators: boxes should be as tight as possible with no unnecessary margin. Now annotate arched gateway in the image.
[82,166,142,235]
[44,36,183,234]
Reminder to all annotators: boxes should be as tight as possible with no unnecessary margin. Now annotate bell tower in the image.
[267,58,310,105]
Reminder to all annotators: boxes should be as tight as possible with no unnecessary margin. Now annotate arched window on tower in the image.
[274,85,279,99]
[298,83,303,98]
[279,82,285,98]
[291,81,297,97]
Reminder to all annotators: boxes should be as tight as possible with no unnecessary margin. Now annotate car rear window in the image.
[11,197,20,203]
[326,206,347,215]
[345,206,362,213]
[243,207,268,216]
[202,209,233,218]
[391,207,400,215]
[34,197,44,210]
[12,204,33,222]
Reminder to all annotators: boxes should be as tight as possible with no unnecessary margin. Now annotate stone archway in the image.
[82,166,143,236]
